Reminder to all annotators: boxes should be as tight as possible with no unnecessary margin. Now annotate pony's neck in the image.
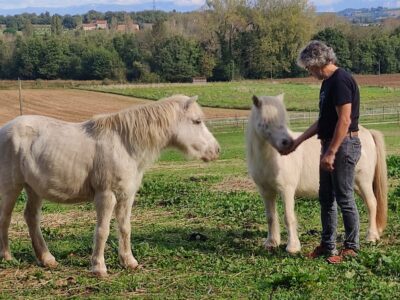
[89,102,179,168]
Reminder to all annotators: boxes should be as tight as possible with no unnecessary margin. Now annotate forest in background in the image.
[0,0,399,82]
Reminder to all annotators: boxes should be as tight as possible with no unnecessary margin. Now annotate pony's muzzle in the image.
[201,144,220,162]
[282,138,293,148]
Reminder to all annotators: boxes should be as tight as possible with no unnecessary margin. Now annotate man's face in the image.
[306,66,325,80]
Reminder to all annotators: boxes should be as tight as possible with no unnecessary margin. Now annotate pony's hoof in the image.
[40,254,58,268]
[366,232,380,243]
[126,259,139,271]
[264,239,280,252]
[0,252,13,261]
[120,255,139,270]
[43,259,59,269]
[286,242,301,254]
[92,267,108,278]
[286,247,301,254]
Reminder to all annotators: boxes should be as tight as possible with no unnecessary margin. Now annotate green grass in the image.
[1,123,399,298]
[0,113,399,297]
[82,81,400,111]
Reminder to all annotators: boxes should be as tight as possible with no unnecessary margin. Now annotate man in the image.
[281,40,361,264]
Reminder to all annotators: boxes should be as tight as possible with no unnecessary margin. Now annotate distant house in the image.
[82,20,108,31]
[96,20,108,30]
[116,23,140,33]
[141,23,153,30]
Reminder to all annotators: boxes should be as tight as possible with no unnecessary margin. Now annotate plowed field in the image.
[1,73,399,125]
[0,89,250,125]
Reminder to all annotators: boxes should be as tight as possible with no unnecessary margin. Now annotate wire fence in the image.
[205,105,400,133]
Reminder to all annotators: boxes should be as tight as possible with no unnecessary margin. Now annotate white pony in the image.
[246,94,387,253]
[0,94,220,276]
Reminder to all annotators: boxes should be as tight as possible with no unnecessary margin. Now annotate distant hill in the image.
[0,2,201,16]
[337,7,400,23]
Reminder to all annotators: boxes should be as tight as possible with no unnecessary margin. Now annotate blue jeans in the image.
[319,136,362,251]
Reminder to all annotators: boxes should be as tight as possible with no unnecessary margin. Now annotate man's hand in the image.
[321,150,335,171]
[280,138,300,155]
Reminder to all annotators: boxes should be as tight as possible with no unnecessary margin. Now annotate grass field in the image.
[0,80,399,298]
[83,81,400,111]
[0,124,399,298]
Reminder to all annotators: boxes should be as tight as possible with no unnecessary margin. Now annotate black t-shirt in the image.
[317,68,360,140]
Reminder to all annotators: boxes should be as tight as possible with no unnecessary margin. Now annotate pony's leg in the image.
[260,188,281,249]
[0,187,22,260]
[115,195,138,270]
[356,181,380,242]
[24,186,58,268]
[91,190,116,277]
[281,188,301,254]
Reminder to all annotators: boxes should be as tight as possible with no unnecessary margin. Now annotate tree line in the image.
[0,0,399,82]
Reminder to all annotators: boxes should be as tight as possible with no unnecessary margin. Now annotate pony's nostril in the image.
[282,139,289,146]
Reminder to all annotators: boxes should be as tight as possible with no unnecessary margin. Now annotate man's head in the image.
[297,40,337,80]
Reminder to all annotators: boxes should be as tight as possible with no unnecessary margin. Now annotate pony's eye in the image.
[193,119,202,125]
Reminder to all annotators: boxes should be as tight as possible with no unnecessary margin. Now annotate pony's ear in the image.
[277,93,285,102]
[252,95,262,108]
[184,96,198,110]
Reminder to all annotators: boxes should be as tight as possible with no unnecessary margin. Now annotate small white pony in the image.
[0,94,220,276]
[246,94,387,253]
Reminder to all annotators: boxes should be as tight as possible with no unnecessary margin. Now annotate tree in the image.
[0,39,17,79]
[22,19,34,37]
[373,34,397,74]
[83,10,105,23]
[152,35,201,82]
[51,15,63,35]
[112,34,143,80]
[81,47,125,80]
[16,37,43,78]
[62,15,78,29]
[110,16,118,32]
[350,38,375,74]
[233,0,314,78]
[37,37,67,79]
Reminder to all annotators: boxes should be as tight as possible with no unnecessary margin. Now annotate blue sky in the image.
[0,0,398,13]
[311,0,399,12]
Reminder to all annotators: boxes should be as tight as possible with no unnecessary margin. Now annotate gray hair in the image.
[297,40,337,69]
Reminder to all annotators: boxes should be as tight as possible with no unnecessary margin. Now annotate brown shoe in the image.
[307,245,337,259]
[326,248,357,264]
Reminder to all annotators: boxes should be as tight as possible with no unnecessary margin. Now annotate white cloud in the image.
[311,0,342,5]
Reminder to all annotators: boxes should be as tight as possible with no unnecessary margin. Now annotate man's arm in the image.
[320,103,352,171]
[280,120,318,155]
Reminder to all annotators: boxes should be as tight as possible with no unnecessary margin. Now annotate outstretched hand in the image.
[280,139,300,155]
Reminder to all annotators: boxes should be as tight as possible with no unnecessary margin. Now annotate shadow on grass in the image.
[4,216,312,273]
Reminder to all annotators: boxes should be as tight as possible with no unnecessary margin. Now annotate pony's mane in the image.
[87,95,190,151]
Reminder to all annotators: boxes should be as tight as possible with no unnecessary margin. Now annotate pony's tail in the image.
[370,129,388,234]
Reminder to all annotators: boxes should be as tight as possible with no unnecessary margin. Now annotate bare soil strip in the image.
[0,89,249,125]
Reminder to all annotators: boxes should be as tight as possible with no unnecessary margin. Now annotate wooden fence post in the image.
[18,78,23,116]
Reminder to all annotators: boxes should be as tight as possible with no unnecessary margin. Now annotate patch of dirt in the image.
[212,176,256,192]
[0,89,150,125]
[1,73,398,125]
[0,89,250,126]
